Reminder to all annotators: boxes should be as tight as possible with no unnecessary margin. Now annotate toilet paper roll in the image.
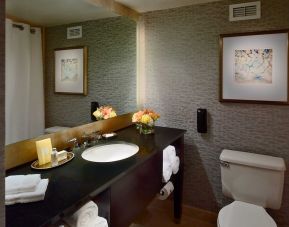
[158,181,174,200]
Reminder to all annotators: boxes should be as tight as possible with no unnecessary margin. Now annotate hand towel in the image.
[5,174,41,195]
[5,179,49,205]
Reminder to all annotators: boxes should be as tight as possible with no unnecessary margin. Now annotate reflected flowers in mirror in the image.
[93,106,117,120]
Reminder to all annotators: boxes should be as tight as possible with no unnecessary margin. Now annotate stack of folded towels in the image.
[163,145,180,182]
[64,201,108,227]
[5,174,49,205]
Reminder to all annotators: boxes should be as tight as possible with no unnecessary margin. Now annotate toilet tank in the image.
[220,149,286,209]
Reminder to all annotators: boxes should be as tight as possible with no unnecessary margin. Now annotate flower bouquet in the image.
[132,109,160,134]
[93,106,117,120]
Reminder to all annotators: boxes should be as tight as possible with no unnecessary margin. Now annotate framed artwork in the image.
[219,30,289,104]
[54,46,88,95]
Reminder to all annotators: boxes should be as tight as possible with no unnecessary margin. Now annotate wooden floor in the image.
[130,198,217,227]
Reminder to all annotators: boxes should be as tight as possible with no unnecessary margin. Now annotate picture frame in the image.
[219,30,289,105]
[54,46,88,95]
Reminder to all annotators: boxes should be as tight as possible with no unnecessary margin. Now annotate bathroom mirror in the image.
[5,0,137,145]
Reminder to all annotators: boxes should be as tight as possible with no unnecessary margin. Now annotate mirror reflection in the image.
[5,0,137,145]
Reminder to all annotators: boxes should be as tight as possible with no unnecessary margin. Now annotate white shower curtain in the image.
[5,19,45,145]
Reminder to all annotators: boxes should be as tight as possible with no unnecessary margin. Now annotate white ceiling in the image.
[116,0,223,13]
[6,0,222,26]
[6,0,117,27]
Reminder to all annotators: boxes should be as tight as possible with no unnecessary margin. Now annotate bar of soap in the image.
[36,138,52,165]
[57,150,68,162]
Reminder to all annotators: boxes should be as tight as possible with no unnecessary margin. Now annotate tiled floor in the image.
[130,198,217,227]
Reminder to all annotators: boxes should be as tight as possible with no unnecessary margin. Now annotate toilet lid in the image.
[218,201,277,227]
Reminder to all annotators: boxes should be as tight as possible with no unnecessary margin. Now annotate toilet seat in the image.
[218,201,277,227]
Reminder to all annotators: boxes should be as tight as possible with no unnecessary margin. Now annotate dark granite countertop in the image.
[6,125,186,227]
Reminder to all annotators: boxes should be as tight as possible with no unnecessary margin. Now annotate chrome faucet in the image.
[81,133,90,148]
[88,131,102,146]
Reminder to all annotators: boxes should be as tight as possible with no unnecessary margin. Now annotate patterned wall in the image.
[143,0,289,225]
[45,17,136,127]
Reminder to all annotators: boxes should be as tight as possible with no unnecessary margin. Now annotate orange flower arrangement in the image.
[132,109,160,125]
[132,109,160,134]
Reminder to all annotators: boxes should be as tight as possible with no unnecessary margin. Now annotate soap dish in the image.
[31,152,74,170]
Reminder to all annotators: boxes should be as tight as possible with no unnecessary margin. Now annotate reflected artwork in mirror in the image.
[5,0,137,144]
[46,16,136,128]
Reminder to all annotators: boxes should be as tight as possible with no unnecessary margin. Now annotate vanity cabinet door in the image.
[110,150,163,227]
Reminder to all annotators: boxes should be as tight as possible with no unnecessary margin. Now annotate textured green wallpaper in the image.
[45,16,136,127]
[143,0,289,226]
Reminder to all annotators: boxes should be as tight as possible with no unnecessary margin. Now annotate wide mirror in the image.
[5,0,137,145]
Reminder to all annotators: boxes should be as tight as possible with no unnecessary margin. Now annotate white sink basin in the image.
[81,142,139,163]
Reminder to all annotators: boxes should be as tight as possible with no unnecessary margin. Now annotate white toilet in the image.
[218,149,286,227]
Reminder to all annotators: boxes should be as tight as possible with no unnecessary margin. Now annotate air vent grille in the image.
[67,26,82,39]
[230,1,261,21]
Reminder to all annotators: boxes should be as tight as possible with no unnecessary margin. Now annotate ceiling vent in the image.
[229,1,261,21]
[67,26,82,39]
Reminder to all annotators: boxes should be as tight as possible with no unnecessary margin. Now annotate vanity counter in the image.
[6,125,185,227]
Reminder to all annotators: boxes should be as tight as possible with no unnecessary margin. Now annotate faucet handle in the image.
[67,138,79,149]
[93,131,103,140]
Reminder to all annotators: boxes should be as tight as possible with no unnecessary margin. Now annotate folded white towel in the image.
[5,179,49,205]
[64,201,105,227]
[93,216,108,227]
[5,174,41,195]
[77,216,108,227]
[163,146,180,182]
[172,156,180,174]
[163,161,173,182]
[163,146,176,164]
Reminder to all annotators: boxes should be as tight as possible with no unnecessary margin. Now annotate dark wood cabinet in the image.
[6,126,185,227]
[110,150,163,227]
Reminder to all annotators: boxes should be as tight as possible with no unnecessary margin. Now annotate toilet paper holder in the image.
[158,181,174,200]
